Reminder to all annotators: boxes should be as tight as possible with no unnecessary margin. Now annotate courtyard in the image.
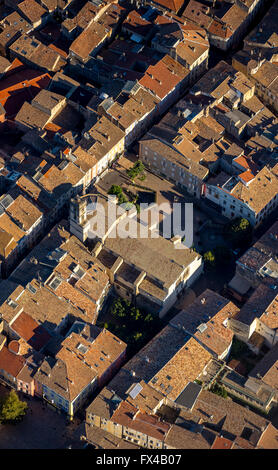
[95,155,211,249]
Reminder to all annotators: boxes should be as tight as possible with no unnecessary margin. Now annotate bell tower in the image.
[69,196,88,241]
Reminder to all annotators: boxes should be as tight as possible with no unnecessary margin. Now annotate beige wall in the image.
[140,142,203,198]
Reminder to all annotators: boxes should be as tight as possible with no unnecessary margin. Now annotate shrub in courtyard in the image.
[211,383,227,399]
[127,161,145,180]
[204,250,215,266]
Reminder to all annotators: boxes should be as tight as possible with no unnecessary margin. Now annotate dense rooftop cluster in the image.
[0,0,277,451]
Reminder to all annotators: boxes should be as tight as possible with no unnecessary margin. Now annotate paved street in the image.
[0,385,80,449]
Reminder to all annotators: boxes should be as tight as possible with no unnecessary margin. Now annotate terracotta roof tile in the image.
[211,435,233,449]
[18,0,47,24]
[170,289,238,357]
[0,345,25,377]
[139,55,187,100]
[149,337,212,400]
[112,400,170,441]
[10,311,51,351]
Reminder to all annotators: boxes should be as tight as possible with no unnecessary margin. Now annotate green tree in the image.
[118,193,128,205]
[144,313,153,323]
[211,383,227,399]
[135,161,145,173]
[195,379,203,386]
[108,185,128,205]
[231,218,250,233]
[123,299,131,308]
[230,337,249,360]
[111,298,126,318]
[131,307,142,321]
[204,250,215,265]
[133,332,143,342]
[127,161,145,180]
[108,184,123,196]
[225,217,253,249]
[0,390,28,423]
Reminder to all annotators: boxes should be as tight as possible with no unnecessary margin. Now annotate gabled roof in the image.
[170,289,238,357]
[139,55,187,100]
[249,342,278,391]
[17,0,47,24]
[112,400,171,441]
[211,435,233,449]
[0,229,16,258]
[149,337,212,400]
[35,328,126,402]
[257,423,278,449]
[152,0,185,14]
[0,345,25,378]
[10,311,51,351]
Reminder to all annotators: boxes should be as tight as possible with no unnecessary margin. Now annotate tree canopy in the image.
[99,297,162,355]
[231,217,250,232]
[225,217,253,249]
[204,250,215,265]
[127,161,145,180]
[0,390,28,423]
[108,185,128,205]
[211,383,227,399]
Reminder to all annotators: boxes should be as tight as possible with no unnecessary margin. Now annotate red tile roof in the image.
[49,43,68,58]
[0,63,51,118]
[123,10,152,36]
[227,359,247,376]
[10,311,51,351]
[139,58,181,100]
[112,400,170,441]
[211,436,233,449]
[5,58,25,74]
[0,345,25,377]
[238,169,255,184]
[153,0,185,14]
[209,19,232,39]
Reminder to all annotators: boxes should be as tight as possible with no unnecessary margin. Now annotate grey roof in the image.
[175,381,202,410]
[235,282,277,325]
[0,194,14,210]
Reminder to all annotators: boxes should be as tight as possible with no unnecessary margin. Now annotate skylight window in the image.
[27,283,37,295]
[73,265,85,279]
[7,299,18,309]
[48,276,62,291]
[77,343,88,354]
[197,323,207,333]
